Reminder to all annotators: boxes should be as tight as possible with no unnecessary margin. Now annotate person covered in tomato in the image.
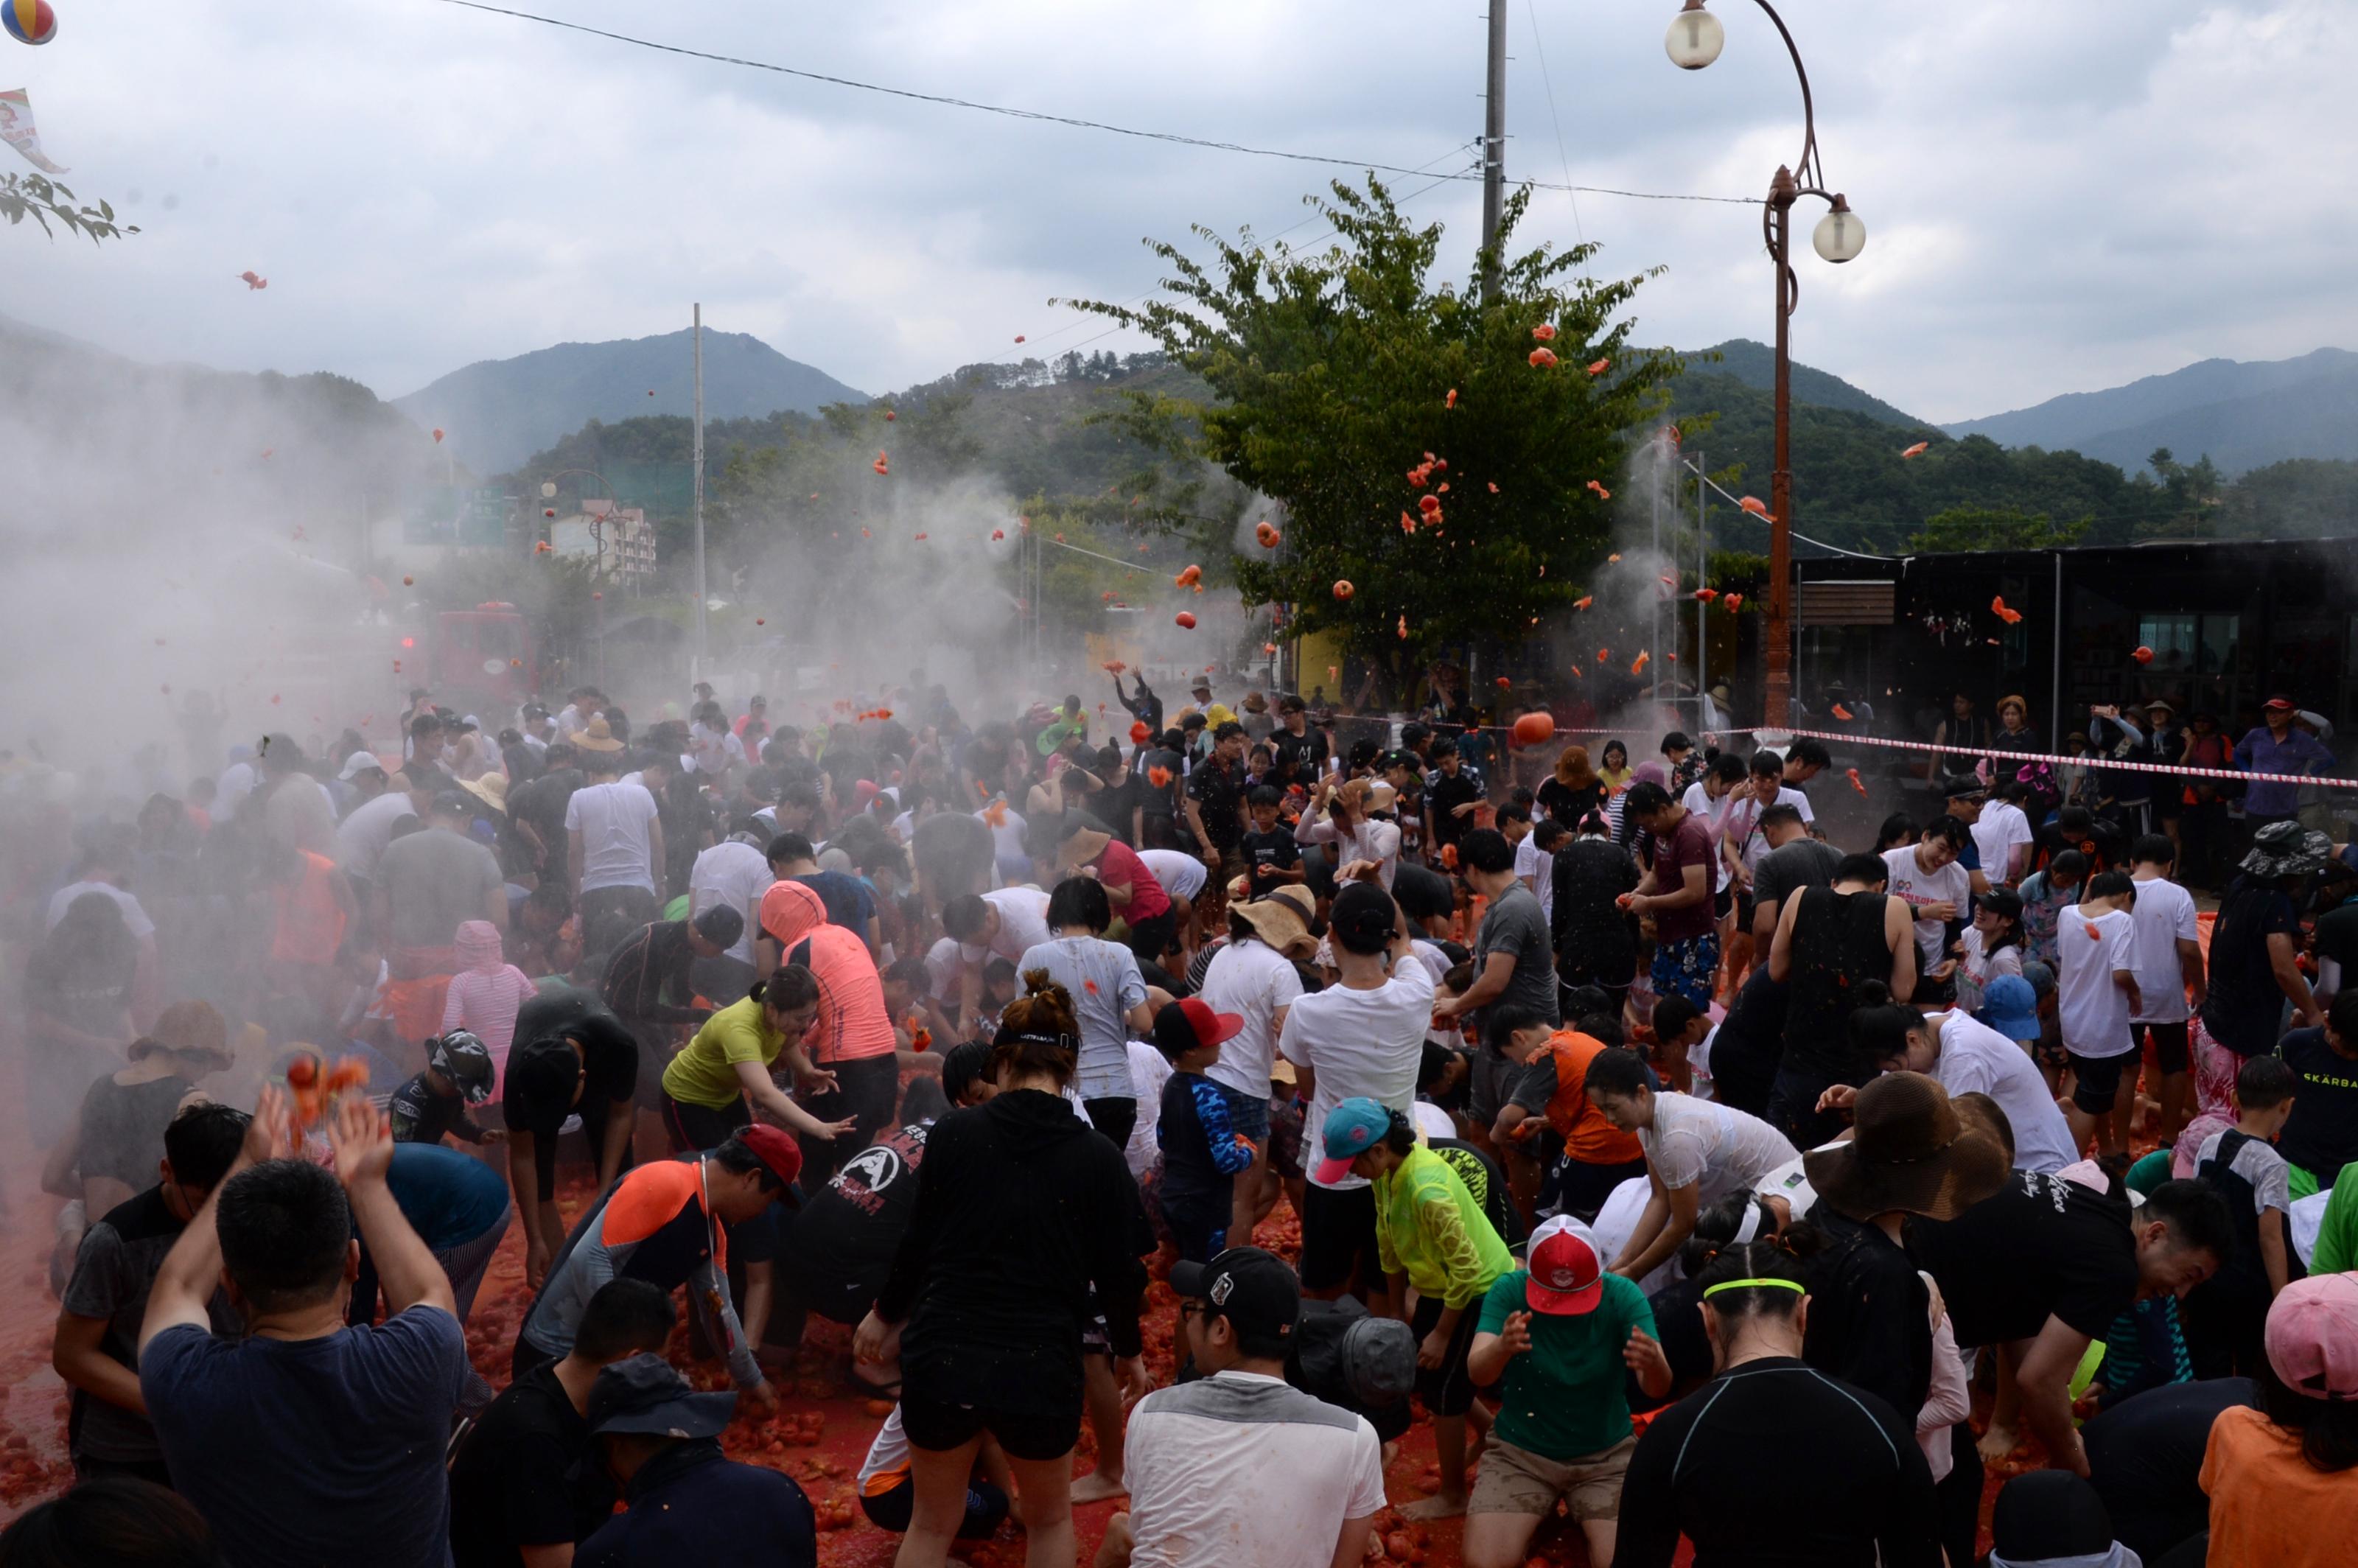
[502,987,647,1289]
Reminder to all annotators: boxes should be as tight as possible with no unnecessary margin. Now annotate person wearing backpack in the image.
[2183,1055,2298,1378]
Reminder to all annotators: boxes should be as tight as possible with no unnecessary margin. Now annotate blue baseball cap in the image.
[1982,974,2040,1043]
[1315,1097,1396,1184]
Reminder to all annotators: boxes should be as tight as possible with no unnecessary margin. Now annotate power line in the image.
[1522,1,1585,248]
[430,1,1757,206]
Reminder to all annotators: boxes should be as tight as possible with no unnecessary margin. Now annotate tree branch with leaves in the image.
[1,174,139,244]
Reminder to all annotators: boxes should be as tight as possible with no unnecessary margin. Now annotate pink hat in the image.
[2266,1273,2358,1401]
[455,920,504,971]
[758,878,826,950]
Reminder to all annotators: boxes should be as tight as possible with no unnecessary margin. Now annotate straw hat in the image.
[459,771,509,814]
[1231,885,1317,959]
[1802,1072,2009,1222]
[133,998,233,1069]
[570,716,625,753]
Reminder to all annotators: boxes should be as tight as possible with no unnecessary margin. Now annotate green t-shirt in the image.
[1475,1269,1656,1461]
[661,993,785,1109]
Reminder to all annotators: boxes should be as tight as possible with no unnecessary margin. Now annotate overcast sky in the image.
[7,0,2354,424]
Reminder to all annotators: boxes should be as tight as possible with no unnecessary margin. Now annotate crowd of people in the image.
[4,665,2357,1568]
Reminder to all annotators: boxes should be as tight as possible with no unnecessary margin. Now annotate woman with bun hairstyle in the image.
[856,970,1151,1568]
[1614,1233,1945,1567]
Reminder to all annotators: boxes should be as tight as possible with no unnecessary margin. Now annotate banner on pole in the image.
[0,88,67,174]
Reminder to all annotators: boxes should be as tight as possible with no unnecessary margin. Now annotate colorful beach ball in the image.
[3,1,57,46]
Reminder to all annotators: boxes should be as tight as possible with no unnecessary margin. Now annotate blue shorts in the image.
[1211,1079,1272,1143]
[1651,931,1721,1010]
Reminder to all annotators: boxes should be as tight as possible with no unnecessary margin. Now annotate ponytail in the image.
[1692,1225,1825,1323]
[989,968,1081,1086]
[749,964,819,1012]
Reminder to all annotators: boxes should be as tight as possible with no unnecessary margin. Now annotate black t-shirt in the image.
[1391,860,1457,925]
[507,768,583,856]
[1186,757,1245,850]
[2200,877,2303,1057]
[1803,1208,1931,1424]
[1425,770,1484,847]
[1138,749,1183,818]
[1536,777,1603,827]
[778,1122,929,1315]
[503,987,641,1184]
[1908,1171,2138,1346]
[1237,827,1301,888]
[2276,1027,2358,1178]
[2082,1376,2255,1566]
[1707,972,1789,1117]
[447,1362,616,1568]
[2037,819,2128,877]
[1550,837,1639,965]
[389,1072,485,1146]
[1269,727,1330,789]
[76,1074,199,1189]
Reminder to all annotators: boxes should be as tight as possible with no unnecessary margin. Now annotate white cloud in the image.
[6,0,2350,423]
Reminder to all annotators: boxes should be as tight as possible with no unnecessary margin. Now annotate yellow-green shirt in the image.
[661,995,786,1110]
[1374,1144,1514,1308]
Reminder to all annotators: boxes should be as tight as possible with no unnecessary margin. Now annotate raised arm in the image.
[331,1095,453,1317]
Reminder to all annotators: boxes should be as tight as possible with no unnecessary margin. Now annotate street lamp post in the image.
[1667,0,1864,728]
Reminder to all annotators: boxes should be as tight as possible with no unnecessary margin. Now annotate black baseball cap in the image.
[1170,1246,1301,1356]
[586,1352,737,1438]
[1329,882,1397,956]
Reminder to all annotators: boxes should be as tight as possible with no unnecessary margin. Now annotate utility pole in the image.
[1480,0,1508,299]
[692,302,707,675]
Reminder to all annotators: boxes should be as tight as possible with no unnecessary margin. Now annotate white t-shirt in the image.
[1123,1371,1386,1568]
[1970,800,2035,884]
[962,887,1052,968]
[1727,785,1817,877]
[1640,1093,1799,1206]
[2195,1130,2291,1216]
[564,780,660,893]
[1680,782,1738,891]
[1125,1040,1172,1181]
[44,881,156,940]
[1296,813,1403,890]
[688,839,774,964]
[1882,845,1972,970]
[1200,938,1306,1099]
[1954,928,2024,1016]
[1929,1010,2077,1174]
[1279,960,1436,1191]
[2056,904,2138,1058]
[1138,848,1209,904]
[1514,835,1556,924]
[333,790,417,882]
[2127,874,2199,1024]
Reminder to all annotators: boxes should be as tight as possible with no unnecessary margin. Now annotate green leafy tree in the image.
[1067,178,1679,685]
[1906,506,2090,554]
[1,174,138,244]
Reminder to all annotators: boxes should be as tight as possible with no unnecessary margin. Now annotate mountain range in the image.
[392,328,867,475]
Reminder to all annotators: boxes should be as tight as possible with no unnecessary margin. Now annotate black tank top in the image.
[1779,886,1895,1079]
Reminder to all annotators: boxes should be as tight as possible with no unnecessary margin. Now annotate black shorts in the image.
[1410,1292,1489,1418]
[1126,908,1179,965]
[1735,892,1757,934]
[2140,1021,2191,1076]
[2067,1050,2132,1116]
[662,1093,749,1153]
[1547,1154,1648,1225]
[900,1391,1079,1463]
[803,1054,901,1176]
[1712,883,1734,920]
[1298,1182,1382,1294]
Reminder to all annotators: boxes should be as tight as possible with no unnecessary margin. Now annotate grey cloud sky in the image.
[8,0,2353,424]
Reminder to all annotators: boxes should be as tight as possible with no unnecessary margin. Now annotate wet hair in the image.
[1561,984,1612,1021]
[2144,1178,2236,1264]
[1922,814,1970,850]
[2087,869,2135,901]
[712,1135,785,1192]
[1439,960,1475,995]
[1046,875,1113,934]
[2235,1054,2298,1110]
[2328,989,2358,1042]
[1692,1228,1825,1324]
[1953,1091,2015,1161]
[2132,833,2176,867]
[215,1159,353,1313]
[1247,784,1283,809]
[1660,732,1692,755]
[1584,1047,1651,1101]
[1376,1106,1419,1157]
[941,894,990,941]
[690,903,746,950]
[1402,722,1432,752]
[1578,1011,1626,1049]
[1758,802,1805,833]
[900,1074,950,1123]
[573,1278,679,1362]
[2058,805,2094,836]
[1787,739,1831,770]
[882,955,931,990]
[748,965,820,1012]
[1651,995,1704,1043]
[1748,749,1786,782]
[1459,827,1514,875]
[1705,752,1746,786]
[1835,851,1890,886]
[163,1102,251,1194]
[940,1039,996,1105]
[1212,721,1247,744]
[0,1477,228,1568]
[766,831,816,866]
[1533,819,1571,850]
[1978,887,2025,956]
[1429,737,1458,761]
[982,956,1018,993]
[1622,781,1673,819]
[2046,849,2089,886]
[1679,1188,1778,1279]
[2259,1359,2358,1472]
[1875,814,1920,852]
[1483,1003,1556,1054]
[1847,979,1928,1065]
[990,970,1081,1087]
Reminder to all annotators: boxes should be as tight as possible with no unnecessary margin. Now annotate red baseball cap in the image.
[734,1123,805,1205]
[2264,695,2298,711]
[1152,997,1244,1060]
[1525,1215,1606,1315]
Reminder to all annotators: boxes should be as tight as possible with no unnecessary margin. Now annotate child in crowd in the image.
[438,919,536,1101]
[2184,1054,2298,1377]
[1150,998,1257,1263]
[387,1032,503,1147]
[1239,785,1304,891]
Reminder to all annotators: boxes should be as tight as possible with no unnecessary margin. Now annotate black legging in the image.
[1083,1096,1137,1152]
